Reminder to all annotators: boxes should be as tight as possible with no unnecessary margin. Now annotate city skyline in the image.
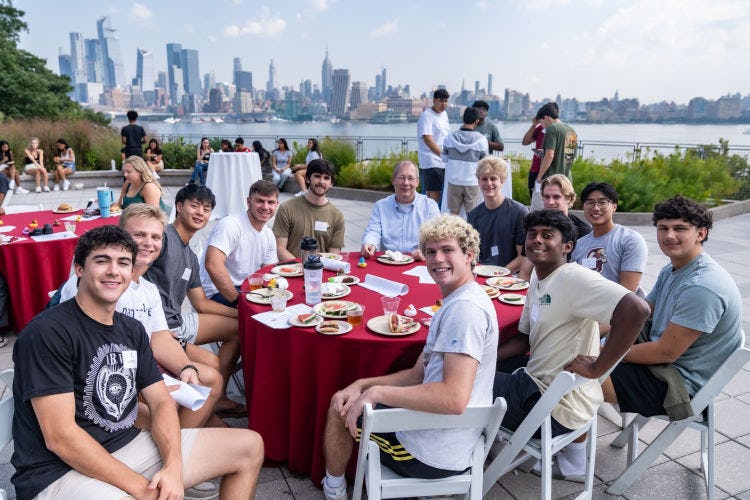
[15,0,750,105]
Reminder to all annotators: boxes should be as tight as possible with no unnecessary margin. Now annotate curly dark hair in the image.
[524,209,577,260]
[652,195,712,243]
[74,225,137,268]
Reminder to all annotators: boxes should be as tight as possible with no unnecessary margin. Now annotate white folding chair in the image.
[607,346,750,499]
[0,189,11,209]
[2,204,42,214]
[0,369,15,500]
[482,371,598,500]
[352,397,507,500]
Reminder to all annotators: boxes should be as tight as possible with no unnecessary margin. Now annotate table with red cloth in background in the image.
[0,210,118,330]
[239,254,526,484]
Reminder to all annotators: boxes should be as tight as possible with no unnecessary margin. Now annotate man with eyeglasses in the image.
[361,161,440,261]
[572,182,647,294]
[417,88,451,204]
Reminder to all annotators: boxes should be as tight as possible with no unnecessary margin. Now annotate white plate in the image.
[377,255,415,265]
[474,265,511,277]
[321,283,351,300]
[52,208,79,214]
[270,264,303,277]
[0,226,16,233]
[245,289,293,305]
[313,300,359,319]
[498,293,526,306]
[328,275,361,285]
[288,314,323,328]
[317,252,342,260]
[367,315,421,336]
[486,276,530,291]
[481,284,500,299]
[316,320,353,335]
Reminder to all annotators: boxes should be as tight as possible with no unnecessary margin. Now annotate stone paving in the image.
[1,186,749,499]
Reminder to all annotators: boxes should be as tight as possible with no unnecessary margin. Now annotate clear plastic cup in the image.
[248,273,263,291]
[64,222,76,234]
[270,292,288,312]
[346,305,365,327]
[381,296,401,316]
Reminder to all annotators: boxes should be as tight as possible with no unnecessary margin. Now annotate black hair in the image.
[235,137,244,145]
[306,158,336,183]
[56,138,69,149]
[538,102,559,120]
[220,139,232,150]
[652,195,712,242]
[276,138,289,151]
[463,107,480,124]
[433,88,449,100]
[308,138,321,155]
[148,138,160,148]
[252,140,265,153]
[523,209,577,258]
[581,182,619,204]
[74,225,137,268]
[175,183,217,210]
[126,110,138,121]
[471,100,489,110]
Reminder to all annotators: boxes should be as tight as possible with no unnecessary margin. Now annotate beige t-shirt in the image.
[520,263,628,429]
[272,195,345,258]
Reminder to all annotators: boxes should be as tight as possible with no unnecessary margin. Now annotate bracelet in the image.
[180,364,199,378]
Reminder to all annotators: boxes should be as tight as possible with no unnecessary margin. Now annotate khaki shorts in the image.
[447,184,480,215]
[36,429,199,500]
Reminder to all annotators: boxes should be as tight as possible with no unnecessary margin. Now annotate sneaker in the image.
[322,478,347,500]
[35,186,42,193]
[62,179,70,191]
[15,186,29,194]
[43,185,50,192]
[53,184,60,191]
[8,179,16,190]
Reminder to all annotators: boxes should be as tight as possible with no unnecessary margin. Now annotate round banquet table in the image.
[239,254,526,484]
[0,210,118,330]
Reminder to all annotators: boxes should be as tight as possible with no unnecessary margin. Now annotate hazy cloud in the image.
[131,2,153,20]
[370,20,398,38]
[476,1,491,10]
[225,7,287,37]
[306,0,330,11]
[184,24,195,34]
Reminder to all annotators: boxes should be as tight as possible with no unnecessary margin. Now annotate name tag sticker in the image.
[314,220,329,232]
[490,245,499,257]
[581,257,597,269]
[530,303,540,323]
[122,350,138,369]
[181,268,192,281]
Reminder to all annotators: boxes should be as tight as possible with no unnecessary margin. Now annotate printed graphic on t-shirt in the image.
[563,133,578,166]
[84,344,138,431]
[584,247,607,273]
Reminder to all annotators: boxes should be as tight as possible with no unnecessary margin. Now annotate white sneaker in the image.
[53,184,60,192]
[43,185,50,192]
[322,478,347,500]
[8,179,16,190]
[35,186,41,193]
[15,186,29,194]
[62,179,70,191]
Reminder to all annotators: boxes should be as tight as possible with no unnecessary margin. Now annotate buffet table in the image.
[238,254,525,483]
[205,152,262,219]
[0,210,117,330]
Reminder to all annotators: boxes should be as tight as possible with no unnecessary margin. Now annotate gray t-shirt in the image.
[646,252,743,395]
[572,224,647,287]
[143,224,202,329]
[396,281,498,471]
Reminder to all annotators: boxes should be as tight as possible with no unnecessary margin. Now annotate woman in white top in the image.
[52,138,75,191]
[271,138,294,189]
[23,137,50,193]
[291,138,322,195]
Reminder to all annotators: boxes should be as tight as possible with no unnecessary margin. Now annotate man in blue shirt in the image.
[361,161,440,261]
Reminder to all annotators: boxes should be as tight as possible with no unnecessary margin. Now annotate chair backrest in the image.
[0,189,12,208]
[0,369,15,453]
[690,347,750,415]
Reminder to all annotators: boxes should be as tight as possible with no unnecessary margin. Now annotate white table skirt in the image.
[440,157,513,218]
[205,152,262,219]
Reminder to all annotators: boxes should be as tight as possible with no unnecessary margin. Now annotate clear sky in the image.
[15,0,750,104]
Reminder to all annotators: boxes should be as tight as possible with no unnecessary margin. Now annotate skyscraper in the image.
[96,16,126,89]
[380,67,387,98]
[321,48,333,106]
[58,51,73,84]
[236,71,253,93]
[350,81,368,110]
[487,73,493,97]
[84,38,104,83]
[181,48,201,96]
[233,57,242,86]
[331,68,351,119]
[166,43,183,106]
[136,48,155,93]
[267,59,277,94]
[69,32,86,85]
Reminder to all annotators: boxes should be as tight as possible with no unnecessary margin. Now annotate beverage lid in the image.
[303,254,323,269]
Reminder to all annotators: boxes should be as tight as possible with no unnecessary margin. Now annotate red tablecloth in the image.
[239,255,525,483]
[0,210,117,330]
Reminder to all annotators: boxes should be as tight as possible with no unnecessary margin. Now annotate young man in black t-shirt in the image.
[120,110,147,158]
[12,225,263,499]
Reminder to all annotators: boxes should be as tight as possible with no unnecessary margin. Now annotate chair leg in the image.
[704,404,715,500]
[578,418,597,500]
[607,420,690,496]
[541,420,553,500]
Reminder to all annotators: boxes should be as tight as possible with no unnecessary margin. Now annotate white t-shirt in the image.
[59,275,168,340]
[521,263,628,429]
[305,151,321,165]
[397,281,498,471]
[417,107,450,170]
[200,212,277,298]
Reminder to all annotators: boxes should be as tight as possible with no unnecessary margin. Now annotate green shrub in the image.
[336,151,419,190]
[161,137,197,169]
[319,137,356,173]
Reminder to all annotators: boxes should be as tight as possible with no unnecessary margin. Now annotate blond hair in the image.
[123,155,160,187]
[541,174,576,206]
[475,156,508,182]
[419,214,481,266]
[119,203,167,230]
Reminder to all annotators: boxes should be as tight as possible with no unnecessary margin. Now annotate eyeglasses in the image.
[583,199,613,209]
[395,176,417,183]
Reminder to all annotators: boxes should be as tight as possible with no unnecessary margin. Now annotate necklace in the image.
[75,298,113,325]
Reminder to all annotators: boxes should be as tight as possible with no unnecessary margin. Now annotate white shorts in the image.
[170,311,200,346]
[36,429,199,500]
